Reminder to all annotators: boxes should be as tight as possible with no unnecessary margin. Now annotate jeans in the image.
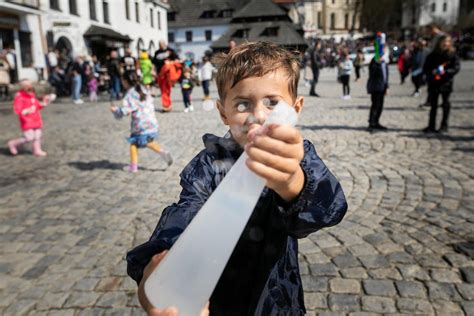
[202,80,210,97]
[72,75,82,101]
[110,75,121,100]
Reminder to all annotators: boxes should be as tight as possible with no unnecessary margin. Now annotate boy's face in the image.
[216,70,303,147]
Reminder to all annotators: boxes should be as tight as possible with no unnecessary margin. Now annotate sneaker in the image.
[124,164,138,173]
[184,107,189,113]
[346,95,351,100]
[189,104,194,112]
[159,151,173,166]
[73,99,84,105]
[413,92,420,97]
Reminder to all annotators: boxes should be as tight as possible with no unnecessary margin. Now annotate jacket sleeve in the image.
[274,140,348,238]
[13,94,24,115]
[445,54,460,78]
[126,150,214,285]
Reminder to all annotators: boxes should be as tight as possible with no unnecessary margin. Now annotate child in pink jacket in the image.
[7,79,52,157]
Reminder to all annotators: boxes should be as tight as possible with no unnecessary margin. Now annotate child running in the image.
[8,79,53,157]
[110,73,172,172]
[126,41,347,315]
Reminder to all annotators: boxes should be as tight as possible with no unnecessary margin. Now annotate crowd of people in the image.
[46,39,215,111]
[303,23,461,133]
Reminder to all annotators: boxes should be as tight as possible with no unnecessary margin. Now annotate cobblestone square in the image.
[0,62,473,315]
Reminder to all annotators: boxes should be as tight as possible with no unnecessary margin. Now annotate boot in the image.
[7,138,25,156]
[32,141,47,157]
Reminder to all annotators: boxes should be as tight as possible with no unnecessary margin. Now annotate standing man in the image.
[367,33,389,131]
[153,40,179,110]
[308,39,322,97]
[121,47,139,78]
[5,46,17,84]
[107,50,121,100]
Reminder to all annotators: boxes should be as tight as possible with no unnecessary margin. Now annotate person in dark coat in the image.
[422,35,460,133]
[367,50,389,130]
[308,40,322,97]
[126,41,348,316]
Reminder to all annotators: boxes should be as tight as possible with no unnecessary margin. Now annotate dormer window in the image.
[218,9,233,18]
[168,11,176,21]
[200,10,217,19]
[261,27,279,37]
[232,28,250,39]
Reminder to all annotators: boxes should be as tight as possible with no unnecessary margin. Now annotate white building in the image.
[402,0,460,32]
[282,0,362,41]
[167,0,248,61]
[0,0,169,82]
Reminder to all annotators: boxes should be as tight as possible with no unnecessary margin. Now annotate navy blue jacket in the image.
[127,133,348,315]
[367,58,389,94]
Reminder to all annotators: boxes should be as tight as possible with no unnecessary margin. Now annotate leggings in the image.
[340,75,350,95]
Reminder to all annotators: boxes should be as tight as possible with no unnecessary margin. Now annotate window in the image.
[89,0,96,20]
[232,28,250,38]
[103,1,110,24]
[168,32,175,43]
[344,13,349,29]
[332,0,335,4]
[431,3,436,12]
[443,2,447,12]
[168,12,176,21]
[19,31,32,67]
[50,0,60,10]
[330,13,335,29]
[69,0,78,15]
[125,0,130,20]
[218,9,233,18]
[261,27,279,37]
[317,11,322,28]
[186,31,193,42]
[205,30,212,41]
[135,2,140,23]
[200,10,217,18]
[150,8,154,27]
[157,11,161,29]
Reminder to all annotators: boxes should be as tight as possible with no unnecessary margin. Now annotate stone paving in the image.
[0,62,473,316]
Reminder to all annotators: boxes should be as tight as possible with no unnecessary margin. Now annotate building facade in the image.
[285,0,361,41]
[402,0,460,33]
[167,0,248,61]
[0,0,45,81]
[0,0,169,82]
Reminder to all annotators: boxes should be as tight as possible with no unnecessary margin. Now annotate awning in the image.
[0,2,41,16]
[83,25,131,42]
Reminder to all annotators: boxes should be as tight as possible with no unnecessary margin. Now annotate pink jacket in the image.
[14,90,44,130]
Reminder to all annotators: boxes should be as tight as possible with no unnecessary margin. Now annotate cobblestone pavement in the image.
[0,62,473,316]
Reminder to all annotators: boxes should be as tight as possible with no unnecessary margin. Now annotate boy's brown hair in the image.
[213,41,300,101]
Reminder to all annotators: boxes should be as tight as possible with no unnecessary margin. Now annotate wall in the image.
[169,25,228,60]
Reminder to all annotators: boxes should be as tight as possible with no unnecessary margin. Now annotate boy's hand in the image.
[110,106,118,113]
[138,251,209,316]
[245,124,305,202]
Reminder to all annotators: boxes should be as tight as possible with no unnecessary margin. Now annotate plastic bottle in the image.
[144,101,298,315]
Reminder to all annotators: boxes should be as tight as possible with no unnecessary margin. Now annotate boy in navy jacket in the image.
[127,41,348,316]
